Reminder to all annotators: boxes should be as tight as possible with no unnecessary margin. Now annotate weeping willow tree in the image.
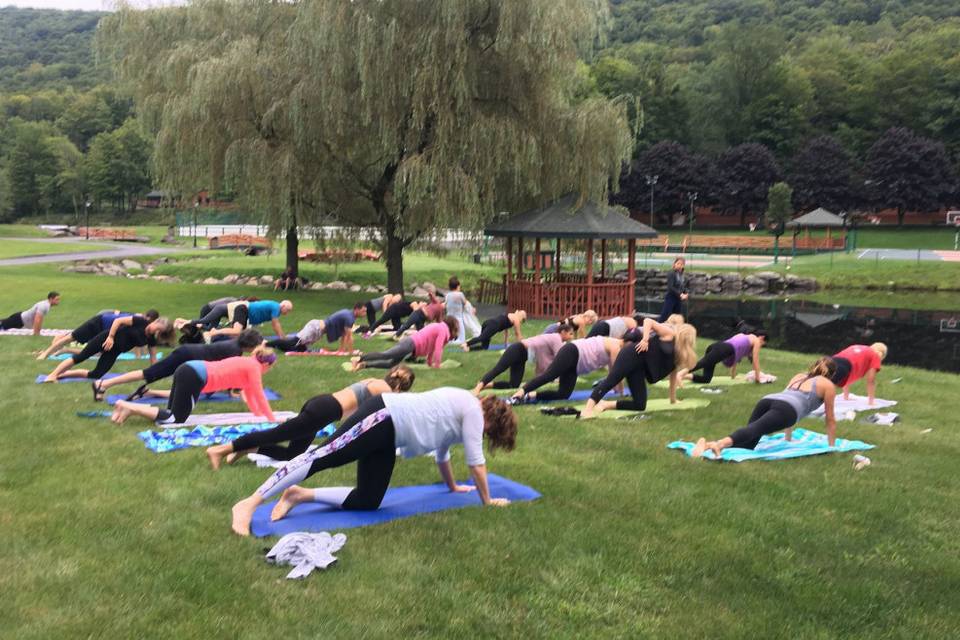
[99,0,633,288]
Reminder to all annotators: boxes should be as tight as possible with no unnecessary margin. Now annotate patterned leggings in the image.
[255,396,397,509]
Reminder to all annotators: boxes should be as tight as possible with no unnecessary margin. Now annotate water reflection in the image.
[635,296,960,373]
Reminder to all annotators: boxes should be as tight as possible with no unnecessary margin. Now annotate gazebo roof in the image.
[787,207,845,228]
[485,194,658,240]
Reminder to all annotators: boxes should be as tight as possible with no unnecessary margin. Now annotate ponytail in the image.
[253,345,277,366]
[807,356,836,379]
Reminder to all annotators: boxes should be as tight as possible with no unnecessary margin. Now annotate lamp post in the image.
[645,174,659,228]
[687,191,698,236]
[84,201,91,240]
[193,201,199,248]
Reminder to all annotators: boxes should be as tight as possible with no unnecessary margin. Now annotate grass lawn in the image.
[1,267,959,638]
[0,239,105,259]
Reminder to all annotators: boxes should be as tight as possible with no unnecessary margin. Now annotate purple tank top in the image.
[574,337,609,375]
[723,333,752,367]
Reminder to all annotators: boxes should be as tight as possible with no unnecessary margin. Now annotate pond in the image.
[634,294,960,373]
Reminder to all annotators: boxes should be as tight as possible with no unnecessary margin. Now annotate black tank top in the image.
[643,335,676,384]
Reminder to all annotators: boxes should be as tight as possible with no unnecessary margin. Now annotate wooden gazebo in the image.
[485,194,658,318]
[787,207,847,251]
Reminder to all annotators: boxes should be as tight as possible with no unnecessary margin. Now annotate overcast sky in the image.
[2,1,186,10]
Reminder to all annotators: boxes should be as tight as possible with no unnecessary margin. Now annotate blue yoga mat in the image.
[667,427,875,462]
[36,373,121,384]
[49,352,163,361]
[106,388,281,405]
[251,473,541,537]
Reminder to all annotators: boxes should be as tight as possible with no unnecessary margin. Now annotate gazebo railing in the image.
[506,279,634,319]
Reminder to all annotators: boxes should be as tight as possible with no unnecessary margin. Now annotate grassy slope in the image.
[0,239,96,259]
[0,266,958,638]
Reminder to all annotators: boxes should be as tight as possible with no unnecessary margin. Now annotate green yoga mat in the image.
[652,376,749,388]
[578,397,711,419]
[341,359,461,372]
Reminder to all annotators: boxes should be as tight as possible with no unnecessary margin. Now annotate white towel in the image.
[811,393,897,421]
[160,411,297,429]
[0,328,71,336]
[744,370,777,384]
[265,532,347,579]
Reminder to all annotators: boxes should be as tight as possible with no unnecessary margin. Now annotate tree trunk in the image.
[383,216,405,293]
[897,205,905,227]
[285,224,299,277]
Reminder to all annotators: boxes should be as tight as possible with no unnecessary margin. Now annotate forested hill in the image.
[609,0,960,46]
[0,6,106,92]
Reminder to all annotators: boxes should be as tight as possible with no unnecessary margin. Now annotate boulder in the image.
[259,275,275,285]
[421,281,437,293]
[64,265,98,274]
[743,275,768,289]
[202,277,220,285]
[326,281,348,290]
[349,284,362,292]
[411,286,429,298]
[121,259,143,271]
[754,271,781,281]
[310,282,326,290]
[223,274,240,284]
[365,286,381,293]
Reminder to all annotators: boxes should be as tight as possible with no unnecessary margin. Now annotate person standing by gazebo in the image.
[658,257,688,321]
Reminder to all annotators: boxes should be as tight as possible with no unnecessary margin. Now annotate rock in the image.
[326,281,348,290]
[146,266,155,274]
[65,265,98,274]
[202,277,220,285]
[349,284,362,292]
[153,275,179,283]
[421,281,436,293]
[411,286,429,298]
[365,286,380,293]
[121,259,143,271]
[223,274,240,284]
[743,275,767,288]
[310,282,325,290]
[259,275,274,285]
[754,271,781,281]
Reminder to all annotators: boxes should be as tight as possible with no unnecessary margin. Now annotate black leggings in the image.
[72,330,123,379]
[728,398,798,449]
[589,346,651,411]
[266,336,303,352]
[71,314,107,343]
[480,342,528,388]
[191,304,229,328]
[256,396,397,510]
[689,342,735,384]
[587,321,610,338]
[232,394,344,461]
[360,338,415,369]
[522,342,579,401]
[156,365,205,424]
[467,315,510,351]
[0,311,24,330]
[365,301,378,327]
[369,303,412,333]
[395,308,427,335]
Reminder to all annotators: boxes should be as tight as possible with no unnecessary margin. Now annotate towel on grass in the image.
[49,351,162,361]
[667,427,874,462]
[139,423,281,452]
[744,370,777,384]
[811,393,897,420]
[251,473,541,537]
[285,349,361,357]
[79,410,298,427]
[0,328,71,337]
[340,359,461,372]
[36,373,121,384]
[106,388,282,406]
[653,376,749,389]
[266,532,347,579]
[577,397,711,419]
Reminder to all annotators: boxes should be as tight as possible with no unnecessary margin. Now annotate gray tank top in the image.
[765,379,822,421]
[350,381,373,405]
[370,295,385,309]
[606,317,628,339]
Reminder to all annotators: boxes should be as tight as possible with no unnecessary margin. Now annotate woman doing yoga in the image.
[690,357,838,458]
[392,295,445,338]
[829,343,887,405]
[43,315,174,383]
[229,388,519,536]
[110,346,278,426]
[471,323,576,394]
[365,299,414,335]
[465,310,527,351]
[544,310,598,338]
[206,365,415,469]
[352,317,457,370]
[586,315,640,339]
[37,308,159,359]
[679,330,767,384]
[363,293,403,328]
[580,320,698,419]
[91,328,264,401]
[510,336,622,402]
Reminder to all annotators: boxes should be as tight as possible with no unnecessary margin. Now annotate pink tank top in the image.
[574,337,609,375]
[523,333,564,374]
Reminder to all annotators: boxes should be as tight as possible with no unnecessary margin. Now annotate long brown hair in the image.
[480,395,517,453]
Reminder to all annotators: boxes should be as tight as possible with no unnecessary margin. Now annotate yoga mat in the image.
[79,410,298,427]
[284,349,360,357]
[36,373,122,384]
[49,352,162,361]
[340,359,461,372]
[578,397,711,419]
[667,427,874,462]
[106,388,282,405]
[811,393,897,420]
[0,328,71,337]
[653,376,749,388]
[251,473,541,537]
[139,423,278,453]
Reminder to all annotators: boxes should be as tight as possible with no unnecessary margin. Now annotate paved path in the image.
[857,248,960,263]
[0,236,183,266]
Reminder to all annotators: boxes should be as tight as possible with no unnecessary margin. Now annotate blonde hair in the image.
[871,342,888,361]
[152,317,176,346]
[666,314,685,326]
[672,324,698,372]
[807,356,836,379]
[582,310,598,324]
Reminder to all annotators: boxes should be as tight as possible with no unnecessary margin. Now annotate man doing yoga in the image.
[1,292,60,335]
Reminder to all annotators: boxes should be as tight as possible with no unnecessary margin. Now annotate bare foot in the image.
[225,452,241,465]
[231,496,261,536]
[206,444,232,470]
[43,374,58,383]
[708,442,724,459]
[271,485,313,521]
[111,403,132,424]
[691,437,707,458]
[594,400,615,416]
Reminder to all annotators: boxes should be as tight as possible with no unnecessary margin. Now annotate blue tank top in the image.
[350,381,372,405]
